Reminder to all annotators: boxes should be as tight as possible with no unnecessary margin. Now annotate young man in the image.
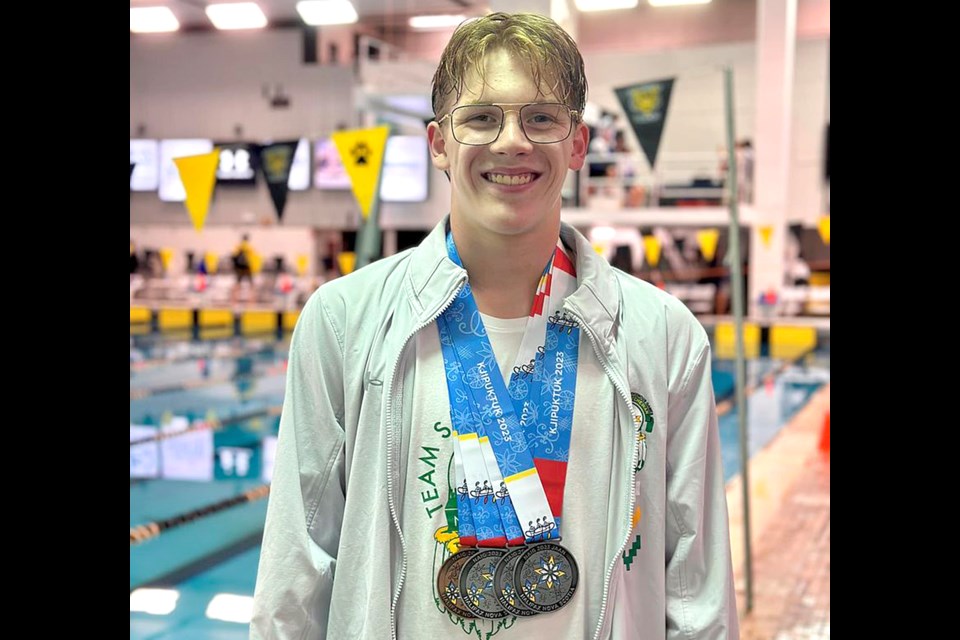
[251,13,738,640]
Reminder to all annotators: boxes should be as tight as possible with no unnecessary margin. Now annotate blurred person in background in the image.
[231,233,254,303]
[251,12,738,640]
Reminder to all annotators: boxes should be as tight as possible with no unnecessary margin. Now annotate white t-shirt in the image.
[397,315,617,640]
[479,312,528,383]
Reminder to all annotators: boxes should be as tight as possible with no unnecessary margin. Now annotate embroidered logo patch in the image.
[631,392,654,473]
[624,393,654,570]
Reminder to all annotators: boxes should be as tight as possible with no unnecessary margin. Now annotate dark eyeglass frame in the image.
[436,102,581,146]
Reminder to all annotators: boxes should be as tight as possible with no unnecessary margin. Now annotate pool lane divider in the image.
[131,342,271,371]
[130,374,237,400]
[129,405,283,447]
[130,484,270,545]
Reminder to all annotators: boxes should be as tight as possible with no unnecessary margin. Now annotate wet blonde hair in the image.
[431,12,587,120]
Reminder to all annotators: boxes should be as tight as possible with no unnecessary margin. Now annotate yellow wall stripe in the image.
[282,310,301,331]
[714,322,760,360]
[199,309,233,327]
[241,310,277,334]
[158,308,193,330]
[770,325,817,360]
[130,307,151,324]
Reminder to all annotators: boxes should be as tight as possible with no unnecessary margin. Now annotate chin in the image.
[452,190,561,239]
[481,205,550,237]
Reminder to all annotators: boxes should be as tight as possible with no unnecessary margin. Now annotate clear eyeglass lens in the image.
[450,103,572,145]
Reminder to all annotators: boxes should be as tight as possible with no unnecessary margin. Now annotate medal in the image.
[458,548,509,619]
[512,542,579,613]
[437,549,478,619]
[436,231,583,618]
[493,546,538,616]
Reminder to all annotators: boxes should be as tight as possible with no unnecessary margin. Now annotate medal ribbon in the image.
[514,247,579,539]
[439,231,579,547]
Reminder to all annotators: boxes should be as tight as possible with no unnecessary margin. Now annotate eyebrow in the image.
[456,101,561,107]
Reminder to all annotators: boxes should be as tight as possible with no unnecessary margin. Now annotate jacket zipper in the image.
[564,309,641,640]
[387,275,467,640]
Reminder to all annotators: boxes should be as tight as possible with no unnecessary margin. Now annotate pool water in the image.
[130,333,829,638]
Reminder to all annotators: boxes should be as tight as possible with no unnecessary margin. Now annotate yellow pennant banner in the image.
[338,251,357,275]
[642,235,661,268]
[332,126,390,220]
[697,229,720,262]
[818,215,830,245]
[173,149,221,232]
[759,225,774,248]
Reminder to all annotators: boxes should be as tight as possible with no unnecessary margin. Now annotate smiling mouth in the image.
[484,173,538,186]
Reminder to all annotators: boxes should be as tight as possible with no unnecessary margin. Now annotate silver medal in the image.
[512,542,579,613]
[458,548,509,619]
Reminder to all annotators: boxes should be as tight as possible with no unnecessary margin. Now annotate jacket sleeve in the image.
[250,292,347,639]
[664,341,739,639]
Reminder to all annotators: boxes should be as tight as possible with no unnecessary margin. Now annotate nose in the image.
[490,110,532,155]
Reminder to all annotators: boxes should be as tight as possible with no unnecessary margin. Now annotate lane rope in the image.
[130,484,270,545]
[129,405,283,447]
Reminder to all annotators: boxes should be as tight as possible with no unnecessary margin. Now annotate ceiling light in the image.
[648,0,712,6]
[205,593,254,624]
[205,3,268,30]
[130,588,180,615]
[296,0,359,26]
[573,0,639,11]
[408,15,467,30]
[130,7,180,33]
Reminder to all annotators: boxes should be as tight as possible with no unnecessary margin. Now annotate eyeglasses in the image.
[437,102,579,146]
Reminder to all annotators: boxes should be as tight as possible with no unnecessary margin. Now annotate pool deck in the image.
[727,383,830,639]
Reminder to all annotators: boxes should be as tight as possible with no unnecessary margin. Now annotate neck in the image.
[450,218,560,318]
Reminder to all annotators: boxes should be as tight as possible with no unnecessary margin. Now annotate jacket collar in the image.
[560,222,621,351]
[405,216,465,320]
[406,215,622,342]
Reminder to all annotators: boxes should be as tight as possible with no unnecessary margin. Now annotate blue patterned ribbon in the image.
[438,231,579,545]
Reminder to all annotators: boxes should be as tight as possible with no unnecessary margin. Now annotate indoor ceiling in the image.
[131,0,488,30]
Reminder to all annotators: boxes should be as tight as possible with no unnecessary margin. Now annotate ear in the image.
[427,121,450,171]
[568,122,589,171]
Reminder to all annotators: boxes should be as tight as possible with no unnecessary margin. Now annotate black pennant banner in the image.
[258,141,298,222]
[614,78,675,171]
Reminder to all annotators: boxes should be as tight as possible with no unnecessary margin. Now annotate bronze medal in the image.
[437,548,478,619]
[512,542,579,613]
[493,546,538,617]
[458,548,509,619]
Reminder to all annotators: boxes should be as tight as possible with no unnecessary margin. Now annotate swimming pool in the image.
[130,332,829,637]
[712,351,830,482]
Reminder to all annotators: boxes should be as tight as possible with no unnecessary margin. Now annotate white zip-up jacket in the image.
[251,218,738,639]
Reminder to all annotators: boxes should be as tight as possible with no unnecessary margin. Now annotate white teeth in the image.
[486,173,534,185]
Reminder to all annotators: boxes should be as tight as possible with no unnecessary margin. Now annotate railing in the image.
[579,150,731,209]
